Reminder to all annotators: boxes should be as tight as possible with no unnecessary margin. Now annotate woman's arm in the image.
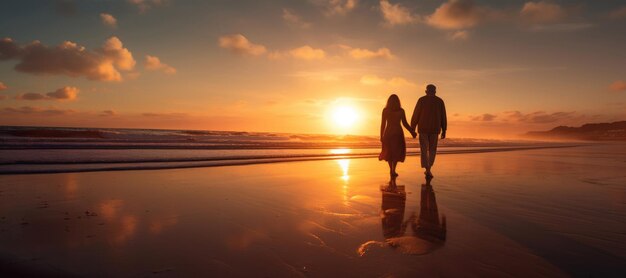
[402,110,417,138]
[380,109,387,141]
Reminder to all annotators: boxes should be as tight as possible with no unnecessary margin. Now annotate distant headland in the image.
[525,121,626,141]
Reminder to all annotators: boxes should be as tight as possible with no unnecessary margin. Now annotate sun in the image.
[332,106,358,128]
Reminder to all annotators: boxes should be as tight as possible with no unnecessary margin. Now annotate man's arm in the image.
[441,100,447,139]
[410,99,421,130]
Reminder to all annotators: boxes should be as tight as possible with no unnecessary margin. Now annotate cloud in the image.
[448,30,469,40]
[528,23,593,32]
[609,6,626,20]
[0,38,21,60]
[100,13,117,28]
[218,34,267,56]
[359,74,385,85]
[101,37,136,70]
[288,46,326,60]
[142,112,187,118]
[16,86,79,101]
[609,80,626,92]
[0,82,6,90]
[503,110,576,124]
[379,0,419,26]
[1,106,76,116]
[282,8,311,28]
[144,55,176,74]
[471,113,497,121]
[426,0,494,30]
[0,95,6,100]
[341,45,395,60]
[128,0,166,13]
[0,36,136,81]
[313,0,358,16]
[290,70,349,81]
[16,93,47,100]
[360,74,415,87]
[46,86,79,100]
[520,1,567,24]
[100,110,116,117]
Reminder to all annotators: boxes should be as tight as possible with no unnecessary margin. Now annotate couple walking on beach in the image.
[379,84,447,178]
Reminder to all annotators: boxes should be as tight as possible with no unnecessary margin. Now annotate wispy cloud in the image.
[16,86,79,101]
[268,45,327,60]
[127,0,166,13]
[340,45,394,60]
[144,55,176,74]
[609,80,626,92]
[100,110,116,117]
[527,23,593,32]
[519,1,591,32]
[1,106,76,116]
[218,34,267,56]
[470,113,497,121]
[282,8,311,28]
[502,110,577,124]
[360,74,415,87]
[426,0,496,30]
[448,30,469,41]
[313,0,358,16]
[100,13,117,28]
[379,0,419,26]
[142,112,188,118]
[288,46,326,60]
[520,1,568,24]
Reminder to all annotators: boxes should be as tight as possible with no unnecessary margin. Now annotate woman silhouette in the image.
[379,94,416,177]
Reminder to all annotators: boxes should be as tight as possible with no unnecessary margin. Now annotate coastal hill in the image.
[525,121,626,141]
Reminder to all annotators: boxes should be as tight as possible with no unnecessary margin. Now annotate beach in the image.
[1,144,625,277]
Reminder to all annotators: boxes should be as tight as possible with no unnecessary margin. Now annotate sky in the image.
[0,0,625,138]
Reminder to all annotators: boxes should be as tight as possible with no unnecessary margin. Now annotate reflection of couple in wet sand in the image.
[379,84,447,178]
[380,177,446,255]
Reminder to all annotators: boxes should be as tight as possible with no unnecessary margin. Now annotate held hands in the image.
[441,132,446,139]
[411,131,417,139]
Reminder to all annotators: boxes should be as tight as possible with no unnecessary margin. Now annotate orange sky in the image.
[1,0,625,138]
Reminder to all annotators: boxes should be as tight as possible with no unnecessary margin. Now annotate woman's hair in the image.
[385,94,402,111]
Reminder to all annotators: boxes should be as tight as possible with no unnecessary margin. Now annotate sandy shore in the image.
[0,144,625,277]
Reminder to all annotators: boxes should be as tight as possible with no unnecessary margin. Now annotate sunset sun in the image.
[331,106,359,128]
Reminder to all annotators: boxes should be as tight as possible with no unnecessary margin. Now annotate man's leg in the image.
[418,133,429,169]
[428,133,439,167]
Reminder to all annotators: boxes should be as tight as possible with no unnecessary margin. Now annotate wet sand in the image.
[0,144,625,277]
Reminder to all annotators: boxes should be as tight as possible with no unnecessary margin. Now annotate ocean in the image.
[0,126,576,174]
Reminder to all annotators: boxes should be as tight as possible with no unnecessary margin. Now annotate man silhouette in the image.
[411,84,447,178]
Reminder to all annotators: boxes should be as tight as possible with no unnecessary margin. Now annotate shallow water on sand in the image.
[0,144,624,277]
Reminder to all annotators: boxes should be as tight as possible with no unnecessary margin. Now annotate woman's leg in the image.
[392,161,398,176]
[388,161,393,175]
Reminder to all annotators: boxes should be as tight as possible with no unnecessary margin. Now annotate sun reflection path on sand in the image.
[331,148,352,204]
[337,159,350,205]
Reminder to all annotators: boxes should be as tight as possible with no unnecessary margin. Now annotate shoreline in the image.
[0,144,582,175]
[0,144,623,276]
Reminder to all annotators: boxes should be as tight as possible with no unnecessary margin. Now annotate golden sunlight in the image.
[330,105,359,129]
